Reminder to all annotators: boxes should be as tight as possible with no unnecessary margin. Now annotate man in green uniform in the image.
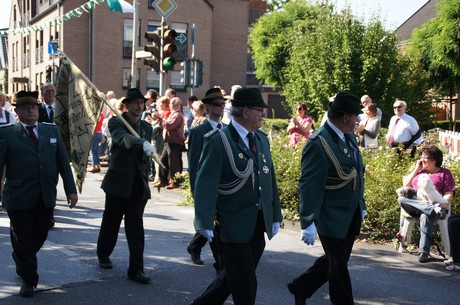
[288,92,366,305]
[191,87,282,305]
[0,91,78,297]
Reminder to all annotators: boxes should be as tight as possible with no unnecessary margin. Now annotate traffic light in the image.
[144,30,161,72]
[46,66,52,83]
[162,26,177,71]
[180,59,191,87]
[193,60,203,87]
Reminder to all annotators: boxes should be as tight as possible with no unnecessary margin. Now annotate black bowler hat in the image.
[231,88,269,108]
[202,88,225,104]
[329,92,362,115]
[121,88,147,104]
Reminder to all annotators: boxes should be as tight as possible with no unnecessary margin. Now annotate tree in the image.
[250,0,427,125]
[248,0,318,88]
[267,0,291,12]
[410,0,460,130]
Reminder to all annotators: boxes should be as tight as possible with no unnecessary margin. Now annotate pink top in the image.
[289,115,312,145]
[411,168,456,196]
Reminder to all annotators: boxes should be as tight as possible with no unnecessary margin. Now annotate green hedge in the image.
[180,121,460,248]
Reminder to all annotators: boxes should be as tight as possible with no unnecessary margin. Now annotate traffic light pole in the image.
[190,24,196,96]
[159,17,166,96]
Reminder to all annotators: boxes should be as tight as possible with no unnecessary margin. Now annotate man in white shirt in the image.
[386,100,422,150]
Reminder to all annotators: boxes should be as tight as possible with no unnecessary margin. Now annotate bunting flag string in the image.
[0,0,106,35]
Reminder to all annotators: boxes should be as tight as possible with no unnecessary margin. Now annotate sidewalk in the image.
[0,169,459,305]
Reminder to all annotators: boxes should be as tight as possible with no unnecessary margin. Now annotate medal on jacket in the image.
[263,165,269,174]
[238,153,243,159]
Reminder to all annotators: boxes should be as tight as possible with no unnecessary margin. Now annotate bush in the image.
[181,119,460,246]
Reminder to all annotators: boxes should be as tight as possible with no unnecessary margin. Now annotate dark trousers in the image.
[159,142,183,184]
[448,213,460,264]
[188,223,222,269]
[7,200,53,287]
[192,211,266,305]
[97,192,147,275]
[290,210,361,305]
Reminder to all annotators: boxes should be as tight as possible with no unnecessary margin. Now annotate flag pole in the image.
[58,52,165,170]
[130,0,138,88]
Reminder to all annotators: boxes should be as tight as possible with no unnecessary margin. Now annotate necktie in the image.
[217,123,222,129]
[345,135,356,161]
[388,117,400,145]
[26,125,38,146]
[48,106,54,122]
[247,132,256,154]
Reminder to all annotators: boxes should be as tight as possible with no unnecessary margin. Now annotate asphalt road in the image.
[0,168,459,305]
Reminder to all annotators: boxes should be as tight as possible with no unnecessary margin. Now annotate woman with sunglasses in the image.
[287,103,312,147]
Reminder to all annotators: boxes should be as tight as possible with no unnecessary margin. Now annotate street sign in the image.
[48,41,59,55]
[151,0,178,18]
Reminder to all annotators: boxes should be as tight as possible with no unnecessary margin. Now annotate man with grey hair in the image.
[386,100,421,150]
[358,94,382,122]
[190,87,282,305]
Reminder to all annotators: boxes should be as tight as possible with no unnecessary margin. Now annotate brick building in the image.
[6,0,275,106]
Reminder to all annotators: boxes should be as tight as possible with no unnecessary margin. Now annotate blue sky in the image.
[0,0,429,30]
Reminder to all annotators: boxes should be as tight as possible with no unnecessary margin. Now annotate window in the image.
[122,68,140,89]
[146,69,159,89]
[123,19,133,58]
[147,21,159,32]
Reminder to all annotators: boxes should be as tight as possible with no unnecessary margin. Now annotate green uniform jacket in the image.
[0,122,77,210]
[193,123,282,243]
[101,113,153,200]
[187,120,213,195]
[299,123,366,239]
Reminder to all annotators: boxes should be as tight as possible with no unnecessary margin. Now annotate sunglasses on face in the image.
[393,106,403,109]
[208,101,225,107]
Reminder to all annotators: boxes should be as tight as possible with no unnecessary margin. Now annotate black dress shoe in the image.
[128,271,151,284]
[287,282,307,305]
[19,280,34,297]
[187,246,204,265]
[98,257,113,269]
[419,252,430,263]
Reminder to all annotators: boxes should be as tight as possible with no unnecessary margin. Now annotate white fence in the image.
[438,130,460,154]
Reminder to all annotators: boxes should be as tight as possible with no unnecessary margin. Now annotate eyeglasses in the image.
[208,101,226,107]
[247,107,265,114]
[297,107,304,111]
[393,106,403,109]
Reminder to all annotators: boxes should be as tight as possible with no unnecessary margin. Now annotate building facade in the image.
[6,0,269,103]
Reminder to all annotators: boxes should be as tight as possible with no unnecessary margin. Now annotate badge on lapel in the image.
[50,138,57,144]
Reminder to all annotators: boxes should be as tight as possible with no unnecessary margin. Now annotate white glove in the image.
[142,141,156,157]
[362,210,367,219]
[199,230,214,243]
[272,222,280,237]
[301,223,317,245]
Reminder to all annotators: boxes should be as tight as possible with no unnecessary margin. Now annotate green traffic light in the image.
[163,57,176,70]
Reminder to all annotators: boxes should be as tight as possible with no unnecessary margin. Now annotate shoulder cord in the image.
[217,129,254,195]
[318,135,357,191]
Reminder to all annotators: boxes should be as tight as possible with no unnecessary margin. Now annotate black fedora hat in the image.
[329,92,362,115]
[12,91,39,106]
[231,88,268,108]
[202,88,225,104]
[122,88,147,104]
